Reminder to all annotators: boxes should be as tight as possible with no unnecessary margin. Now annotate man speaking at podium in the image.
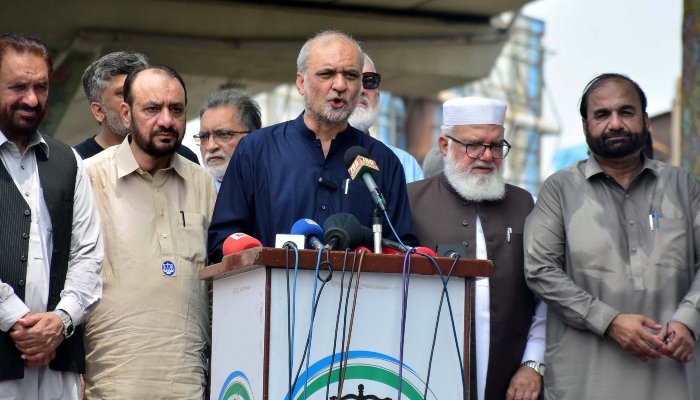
[208,30,417,262]
[408,97,546,400]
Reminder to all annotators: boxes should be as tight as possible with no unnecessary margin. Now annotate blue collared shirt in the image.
[208,112,418,263]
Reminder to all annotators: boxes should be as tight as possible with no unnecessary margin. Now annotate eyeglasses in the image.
[663,322,676,345]
[445,135,511,159]
[362,72,381,90]
[193,130,250,146]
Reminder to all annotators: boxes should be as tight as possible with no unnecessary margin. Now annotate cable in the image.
[284,243,299,399]
[418,251,467,400]
[302,248,331,400]
[397,249,413,400]
[325,249,351,399]
[383,209,406,249]
[337,250,366,398]
[335,251,357,397]
[423,254,460,400]
[288,257,333,399]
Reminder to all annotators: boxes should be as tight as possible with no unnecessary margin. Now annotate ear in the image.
[438,136,449,159]
[90,102,106,124]
[581,117,587,136]
[120,102,131,129]
[296,72,305,96]
[644,112,650,130]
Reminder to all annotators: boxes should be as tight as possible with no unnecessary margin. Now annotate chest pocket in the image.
[650,217,688,271]
[178,212,208,264]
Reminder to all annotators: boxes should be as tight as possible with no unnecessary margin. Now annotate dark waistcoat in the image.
[0,136,85,380]
[407,173,536,400]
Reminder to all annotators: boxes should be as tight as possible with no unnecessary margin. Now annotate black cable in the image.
[423,254,460,399]
[324,248,350,399]
[289,258,333,395]
[336,251,358,393]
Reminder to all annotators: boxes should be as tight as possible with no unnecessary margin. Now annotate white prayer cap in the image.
[443,97,507,126]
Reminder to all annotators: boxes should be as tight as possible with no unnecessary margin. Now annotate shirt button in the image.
[20,255,27,262]
[160,210,164,216]
[629,220,634,225]
[631,246,637,252]
[20,165,25,170]
[156,188,160,192]
[24,192,29,197]
[462,201,468,206]
[163,233,168,238]
[462,220,469,226]
[462,241,469,247]
[24,210,30,216]
[324,166,328,169]
[625,194,629,198]
[22,233,28,239]
[321,205,327,210]
[18,279,25,286]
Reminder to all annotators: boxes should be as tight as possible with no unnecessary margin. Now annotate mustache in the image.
[152,127,179,136]
[13,103,43,114]
[602,129,632,139]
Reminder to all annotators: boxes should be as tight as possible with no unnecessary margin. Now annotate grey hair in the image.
[82,51,149,103]
[296,30,364,75]
[441,125,456,137]
[198,89,262,132]
[363,52,376,72]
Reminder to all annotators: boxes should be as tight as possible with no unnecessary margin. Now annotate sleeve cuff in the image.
[0,294,31,332]
[55,296,86,327]
[672,307,700,341]
[521,341,546,364]
[585,300,621,337]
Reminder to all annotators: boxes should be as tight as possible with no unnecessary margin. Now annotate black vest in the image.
[408,173,536,400]
[0,135,85,380]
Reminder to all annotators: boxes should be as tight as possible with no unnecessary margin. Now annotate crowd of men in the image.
[0,29,698,400]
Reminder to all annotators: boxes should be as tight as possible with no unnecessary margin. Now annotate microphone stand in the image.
[372,208,382,254]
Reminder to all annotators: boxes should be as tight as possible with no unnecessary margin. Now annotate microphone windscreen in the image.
[354,246,373,253]
[361,226,374,248]
[323,213,366,250]
[344,146,370,168]
[291,218,324,239]
[222,233,263,256]
[413,247,437,258]
[381,246,401,255]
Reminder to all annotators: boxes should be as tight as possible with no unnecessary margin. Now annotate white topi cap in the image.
[443,97,507,126]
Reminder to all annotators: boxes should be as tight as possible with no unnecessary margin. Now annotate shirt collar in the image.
[0,129,49,156]
[292,111,354,142]
[115,135,189,181]
[584,152,659,180]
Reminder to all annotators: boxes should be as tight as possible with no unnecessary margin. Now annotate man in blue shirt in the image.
[208,30,418,262]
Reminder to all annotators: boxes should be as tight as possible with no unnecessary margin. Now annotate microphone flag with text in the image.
[344,146,387,212]
[322,213,365,250]
[222,232,263,256]
[291,218,325,250]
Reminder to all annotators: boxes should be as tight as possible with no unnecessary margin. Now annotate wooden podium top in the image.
[199,247,492,281]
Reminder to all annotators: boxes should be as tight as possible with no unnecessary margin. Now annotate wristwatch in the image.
[53,309,75,339]
[522,360,545,377]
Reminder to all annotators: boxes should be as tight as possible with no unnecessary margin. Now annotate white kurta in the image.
[0,131,103,400]
[475,216,547,400]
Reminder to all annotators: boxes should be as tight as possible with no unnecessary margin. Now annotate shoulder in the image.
[504,184,535,202]
[73,136,101,159]
[176,144,200,164]
[407,175,440,196]
[84,145,117,171]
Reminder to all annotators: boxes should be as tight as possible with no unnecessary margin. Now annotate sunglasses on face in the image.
[362,72,381,90]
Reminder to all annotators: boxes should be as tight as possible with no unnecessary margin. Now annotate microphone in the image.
[291,218,325,250]
[222,233,263,256]
[361,227,437,257]
[372,209,382,254]
[322,213,365,250]
[344,146,387,212]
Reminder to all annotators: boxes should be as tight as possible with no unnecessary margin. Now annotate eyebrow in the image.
[142,100,185,108]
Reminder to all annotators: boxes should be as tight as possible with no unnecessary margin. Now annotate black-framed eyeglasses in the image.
[663,322,676,345]
[193,130,250,146]
[445,135,511,159]
[362,72,381,90]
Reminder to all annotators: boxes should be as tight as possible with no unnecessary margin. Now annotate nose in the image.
[22,88,39,108]
[479,145,495,162]
[331,73,347,93]
[204,134,220,152]
[157,108,174,129]
[609,112,623,130]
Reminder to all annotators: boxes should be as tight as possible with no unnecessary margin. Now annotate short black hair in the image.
[579,73,647,119]
[123,64,187,107]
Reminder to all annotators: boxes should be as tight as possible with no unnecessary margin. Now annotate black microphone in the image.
[344,146,387,212]
[322,213,365,250]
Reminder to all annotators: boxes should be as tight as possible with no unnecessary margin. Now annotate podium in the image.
[199,247,492,400]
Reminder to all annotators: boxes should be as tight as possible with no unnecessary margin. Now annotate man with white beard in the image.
[407,97,546,400]
[195,89,262,190]
[348,54,423,183]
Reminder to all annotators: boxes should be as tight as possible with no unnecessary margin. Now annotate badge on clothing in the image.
[162,260,176,276]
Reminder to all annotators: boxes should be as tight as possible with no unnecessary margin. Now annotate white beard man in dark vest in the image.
[408,97,546,400]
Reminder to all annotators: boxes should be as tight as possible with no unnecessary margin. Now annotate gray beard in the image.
[204,151,229,182]
[303,78,357,125]
[348,102,379,132]
[443,145,506,202]
[103,105,129,137]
